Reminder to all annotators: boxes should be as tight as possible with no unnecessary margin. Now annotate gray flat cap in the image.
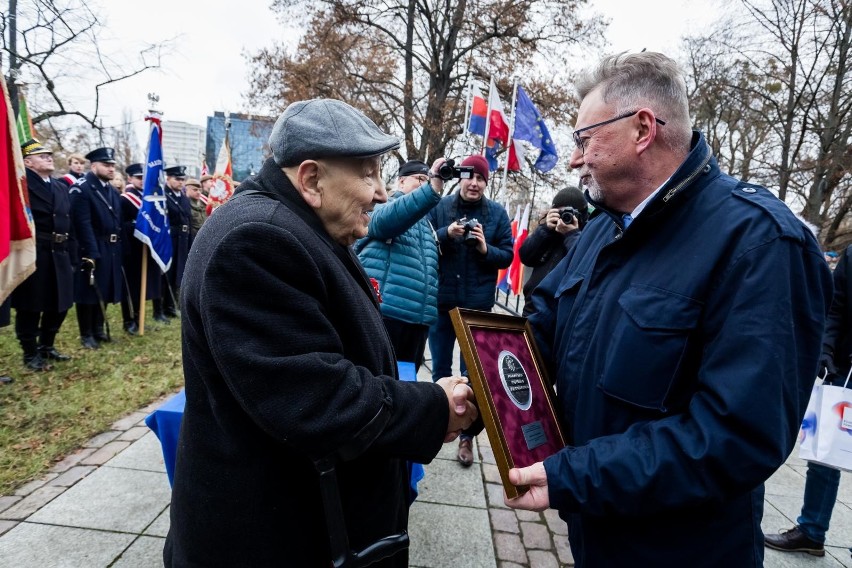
[269,99,400,167]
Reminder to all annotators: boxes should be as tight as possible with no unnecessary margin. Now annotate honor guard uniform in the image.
[11,139,75,370]
[119,163,162,333]
[156,165,191,319]
[69,147,124,349]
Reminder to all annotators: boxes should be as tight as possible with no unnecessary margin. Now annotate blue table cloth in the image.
[146,362,425,498]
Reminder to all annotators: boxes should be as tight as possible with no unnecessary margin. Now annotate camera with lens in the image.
[459,217,481,246]
[437,159,475,182]
[559,206,580,225]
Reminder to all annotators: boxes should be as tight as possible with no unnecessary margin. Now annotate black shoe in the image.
[124,321,139,335]
[164,309,179,319]
[765,527,824,556]
[0,376,13,385]
[39,346,71,361]
[23,353,52,372]
[94,332,111,343]
[153,313,171,324]
[80,336,100,350]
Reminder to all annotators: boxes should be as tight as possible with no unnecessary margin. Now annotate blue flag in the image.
[134,117,172,273]
[514,86,558,173]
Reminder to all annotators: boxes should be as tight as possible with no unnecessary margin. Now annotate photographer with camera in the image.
[519,187,589,317]
[427,154,514,467]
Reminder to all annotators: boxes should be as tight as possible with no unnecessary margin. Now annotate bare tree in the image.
[245,0,603,204]
[683,0,852,248]
[1,0,172,135]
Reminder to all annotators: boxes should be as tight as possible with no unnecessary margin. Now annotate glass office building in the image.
[205,111,276,182]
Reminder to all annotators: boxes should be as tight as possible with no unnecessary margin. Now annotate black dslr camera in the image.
[559,206,580,225]
[459,217,481,246]
[437,159,475,182]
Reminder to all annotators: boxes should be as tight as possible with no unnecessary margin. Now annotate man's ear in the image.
[290,160,322,209]
[634,108,657,155]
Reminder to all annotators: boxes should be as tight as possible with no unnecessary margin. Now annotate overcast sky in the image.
[93,0,720,139]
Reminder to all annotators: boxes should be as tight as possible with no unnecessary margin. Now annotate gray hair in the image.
[575,52,692,153]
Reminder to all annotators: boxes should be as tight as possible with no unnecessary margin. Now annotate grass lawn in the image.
[0,303,184,495]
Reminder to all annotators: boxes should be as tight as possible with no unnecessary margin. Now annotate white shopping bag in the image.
[798,369,852,471]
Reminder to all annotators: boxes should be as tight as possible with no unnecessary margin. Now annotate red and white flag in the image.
[208,130,233,215]
[507,204,530,295]
[487,78,510,146]
[200,159,209,177]
[0,75,36,302]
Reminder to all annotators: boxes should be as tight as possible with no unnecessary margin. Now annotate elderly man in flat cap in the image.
[11,139,74,370]
[164,99,478,568]
[69,147,123,349]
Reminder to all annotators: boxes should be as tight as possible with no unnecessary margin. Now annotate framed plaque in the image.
[450,307,565,499]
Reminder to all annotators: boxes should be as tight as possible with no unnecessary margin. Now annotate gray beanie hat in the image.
[269,99,400,167]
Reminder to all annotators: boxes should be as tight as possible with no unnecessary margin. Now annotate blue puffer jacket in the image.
[428,193,514,310]
[529,131,832,567]
[356,182,441,326]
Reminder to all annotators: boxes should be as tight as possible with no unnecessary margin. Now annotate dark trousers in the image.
[160,271,179,315]
[15,309,68,354]
[428,309,467,382]
[121,295,137,326]
[76,303,106,338]
[383,317,429,373]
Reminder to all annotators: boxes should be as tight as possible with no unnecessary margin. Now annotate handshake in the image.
[436,376,479,443]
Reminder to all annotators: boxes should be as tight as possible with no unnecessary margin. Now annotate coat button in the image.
[742,187,757,193]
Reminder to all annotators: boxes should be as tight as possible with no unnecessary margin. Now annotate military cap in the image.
[185,178,201,188]
[85,147,116,164]
[200,174,213,183]
[21,138,51,157]
[125,163,144,177]
[164,165,187,179]
[269,99,399,167]
[398,160,429,178]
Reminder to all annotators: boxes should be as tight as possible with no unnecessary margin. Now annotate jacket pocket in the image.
[599,285,702,411]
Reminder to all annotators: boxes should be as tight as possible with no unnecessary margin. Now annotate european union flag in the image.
[514,86,559,173]
[134,116,172,273]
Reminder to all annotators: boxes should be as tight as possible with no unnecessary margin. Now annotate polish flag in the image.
[507,139,525,172]
[507,204,531,295]
[487,78,510,146]
[497,205,520,290]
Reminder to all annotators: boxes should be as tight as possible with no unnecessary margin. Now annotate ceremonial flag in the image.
[208,128,233,213]
[514,86,558,172]
[486,78,510,146]
[15,92,35,145]
[506,204,530,295]
[0,75,36,302]
[497,205,520,291]
[468,82,488,136]
[507,139,524,172]
[134,114,172,274]
[200,159,209,177]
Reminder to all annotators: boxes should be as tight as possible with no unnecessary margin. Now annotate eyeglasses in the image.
[572,110,666,154]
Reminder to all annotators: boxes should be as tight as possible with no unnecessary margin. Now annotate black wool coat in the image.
[164,189,191,288]
[11,169,74,312]
[164,158,450,567]
[69,172,123,304]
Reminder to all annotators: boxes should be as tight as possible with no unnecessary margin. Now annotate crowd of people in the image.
[0,140,212,375]
[1,49,845,567]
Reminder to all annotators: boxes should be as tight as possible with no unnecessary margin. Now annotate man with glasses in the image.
[356,159,442,372]
[11,139,74,370]
[505,51,832,566]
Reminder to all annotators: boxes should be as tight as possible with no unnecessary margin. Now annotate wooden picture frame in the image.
[450,307,565,499]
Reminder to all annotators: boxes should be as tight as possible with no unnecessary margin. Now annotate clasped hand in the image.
[436,376,478,442]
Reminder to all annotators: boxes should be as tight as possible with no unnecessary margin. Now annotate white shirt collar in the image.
[630,176,671,220]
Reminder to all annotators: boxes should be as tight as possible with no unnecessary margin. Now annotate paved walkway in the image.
[1,351,851,566]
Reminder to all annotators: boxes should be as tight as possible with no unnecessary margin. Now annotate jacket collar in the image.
[586,130,715,226]
[236,158,380,308]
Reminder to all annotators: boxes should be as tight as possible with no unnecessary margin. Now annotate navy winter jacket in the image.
[529,131,832,567]
[356,182,441,326]
[428,193,513,310]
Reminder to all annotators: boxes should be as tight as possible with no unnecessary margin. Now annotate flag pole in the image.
[499,79,519,205]
[138,93,161,336]
[481,78,494,155]
[463,79,473,147]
